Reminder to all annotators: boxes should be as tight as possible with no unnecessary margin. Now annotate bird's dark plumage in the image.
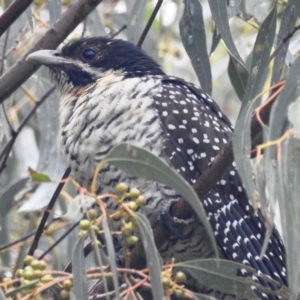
[28,37,287,299]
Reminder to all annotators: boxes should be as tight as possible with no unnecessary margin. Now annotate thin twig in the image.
[0,0,103,104]
[0,0,33,37]
[27,166,71,258]
[0,86,55,175]
[268,24,300,64]
[137,0,163,47]
[110,25,127,39]
[38,222,79,260]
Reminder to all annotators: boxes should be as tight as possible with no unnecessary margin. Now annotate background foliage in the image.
[0,0,299,299]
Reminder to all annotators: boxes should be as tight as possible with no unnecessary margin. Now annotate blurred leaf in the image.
[25,6,33,30]
[208,0,245,67]
[0,288,5,300]
[266,56,300,299]
[73,237,88,300]
[271,0,300,84]
[127,0,147,44]
[135,213,164,300]
[28,167,52,183]
[278,136,300,300]
[210,26,221,56]
[177,259,276,298]
[101,143,218,257]
[228,56,249,100]
[102,217,120,299]
[47,0,62,26]
[5,281,39,297]
[86,9,106,36]
[233,98,258,206]
[180,0,212,95]
[288,97,300,139]
[0,177,28,216]
[241,4,277,110]
[61,195,95,222]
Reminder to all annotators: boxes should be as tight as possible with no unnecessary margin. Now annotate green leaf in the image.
[72,237,88,300]
[5,280,39,298]
[180,0,212,95]
[241,4,277,110]
[102,217,120,299]
[0,288,6,300]
[228,56,249,100]
[233,97,258,207]
[61,195,95,222]
[210,26,221,56]
[288,97,300,139]
[101,143,218,257]
[271,0,300,84]
[28,167,52,183]
[177,259,278,298]
[135,213,164,300]
[207,0,245,67]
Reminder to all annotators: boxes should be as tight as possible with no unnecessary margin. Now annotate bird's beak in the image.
[27,50,68,66]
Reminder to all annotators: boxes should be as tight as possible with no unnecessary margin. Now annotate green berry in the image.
[60,289,70,299]
[129,188,141,199]
[162,277,171,288]
[24,255,34,265]
[136,195,146,206]
[87,209,98,220]
[127,201,138,211]
[23,270,34,280]
[15,269,24,278]
[175,271,186,283]
[40,274,53,283]
[62,279,73,289]
[80,219,91,230]
[127,236,138,245]
[116,182,128,193]
[174,288,184,298]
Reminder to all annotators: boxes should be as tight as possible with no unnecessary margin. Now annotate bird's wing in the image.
[152,76,287,289]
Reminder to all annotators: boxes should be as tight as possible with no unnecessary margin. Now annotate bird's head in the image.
[27,37,164,93]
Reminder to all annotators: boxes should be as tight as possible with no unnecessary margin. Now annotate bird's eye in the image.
[81,49,97,62]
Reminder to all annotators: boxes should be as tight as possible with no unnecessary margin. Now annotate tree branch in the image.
[0,0,103,104]
[0,0,33,37]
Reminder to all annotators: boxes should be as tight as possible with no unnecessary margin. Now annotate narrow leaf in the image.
[73,237,88,300]
[178,259,278,298]
[228,56,249,100]
[180,0,212,95]
[241,4,277,110]
[61,195,95,222]
[102,143,218,256]
[47,0,62,26]
[207,0,245,67]
[135,213,164,300]
[102,217,120,299]
[271,0,300,84]
[28,167,52,183]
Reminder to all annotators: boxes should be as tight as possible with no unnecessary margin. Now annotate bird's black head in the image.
[27,37,164,91]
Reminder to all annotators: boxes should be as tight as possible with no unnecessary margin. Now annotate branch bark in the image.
[0,0,103,104]
[0,0,33,37]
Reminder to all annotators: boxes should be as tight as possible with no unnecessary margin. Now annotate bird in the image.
[27,37,287,299]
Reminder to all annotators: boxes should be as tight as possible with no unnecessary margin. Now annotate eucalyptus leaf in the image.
[271,0,300,84]
[61,195,95,222]
[73,237,88,300]
[47,0,62,26]
[241,4,277,110]
[180,0,212,95]
[102,217,120,299]
[135,213,164,300]
[207,0,245,67]
[102,143,218,256]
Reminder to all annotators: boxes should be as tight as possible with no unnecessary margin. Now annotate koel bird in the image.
[28,37,287,299]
